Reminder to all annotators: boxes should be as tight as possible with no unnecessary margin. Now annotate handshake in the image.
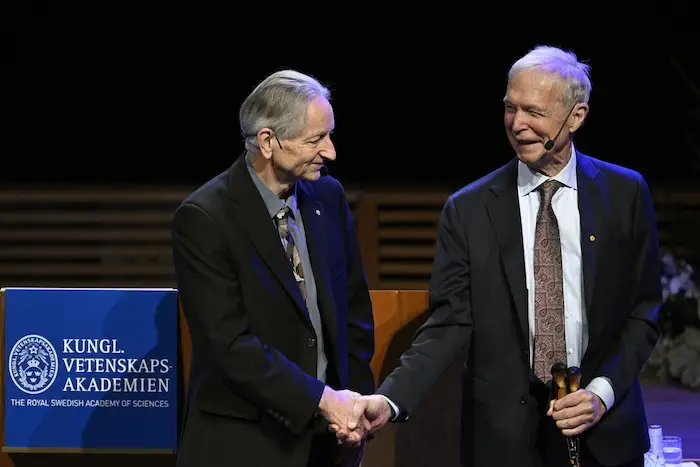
[318,386,394,446]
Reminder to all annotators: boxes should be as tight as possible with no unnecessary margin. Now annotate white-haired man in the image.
[341,46,661,467]
[173,70,375,467]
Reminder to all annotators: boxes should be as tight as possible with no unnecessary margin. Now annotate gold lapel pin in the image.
[589,235,596,242]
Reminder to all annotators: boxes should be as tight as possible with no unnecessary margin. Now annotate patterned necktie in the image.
[275,206,306,302]
[533,180,566,382]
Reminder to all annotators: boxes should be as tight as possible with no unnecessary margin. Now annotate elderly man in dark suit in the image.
[172,70,375,467]
[340,46,662,467]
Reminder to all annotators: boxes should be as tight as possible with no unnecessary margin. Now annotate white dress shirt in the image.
[518,146,614,410]
[382,146,615,420]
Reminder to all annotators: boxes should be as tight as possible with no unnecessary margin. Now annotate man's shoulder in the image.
[449,161,513,205]
[580,153,646,186]
[177,168,231,216]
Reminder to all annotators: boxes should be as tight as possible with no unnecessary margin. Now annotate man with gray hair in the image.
[340,46,660,466]
[172,70,375,467]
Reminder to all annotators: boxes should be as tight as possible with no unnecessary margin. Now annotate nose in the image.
[319,137,336,161]
[508,110,528,133]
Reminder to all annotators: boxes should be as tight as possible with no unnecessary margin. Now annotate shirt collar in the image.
[245,153,298,218]
[517,143,578,197]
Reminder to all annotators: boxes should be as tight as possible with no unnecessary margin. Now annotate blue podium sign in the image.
[2,287,179,453]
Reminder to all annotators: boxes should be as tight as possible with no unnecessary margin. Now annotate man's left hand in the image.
[547,389,606,436]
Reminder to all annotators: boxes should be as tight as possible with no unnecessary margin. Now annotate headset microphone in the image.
[543,104,577,151]
[320,166,328,176]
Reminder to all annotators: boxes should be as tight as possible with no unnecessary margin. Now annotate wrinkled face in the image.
[503,70,584,166]
[269,96,336,182]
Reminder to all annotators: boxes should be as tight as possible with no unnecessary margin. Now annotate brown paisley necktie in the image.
[533,180,567,382]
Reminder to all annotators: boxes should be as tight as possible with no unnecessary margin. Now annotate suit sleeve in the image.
[172,202,325,434]
[340,186,376,395]
[377,196,473,417]
[596,175,662,404]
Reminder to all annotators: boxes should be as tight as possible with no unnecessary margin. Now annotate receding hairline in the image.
[239,70,333,144]
[506,69,569,96]
[506,46,592,106]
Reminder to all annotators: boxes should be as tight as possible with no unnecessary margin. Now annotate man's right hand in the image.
[318,386,369,446]
[330,394,393,444]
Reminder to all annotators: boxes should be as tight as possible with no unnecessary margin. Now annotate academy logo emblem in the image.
[8,334,59,395]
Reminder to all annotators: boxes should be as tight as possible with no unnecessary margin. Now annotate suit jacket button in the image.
[307,337,317,348]
[520,397,527,405]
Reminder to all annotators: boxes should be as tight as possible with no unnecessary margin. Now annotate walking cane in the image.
[550,363,581,466]
[566,366,582,467]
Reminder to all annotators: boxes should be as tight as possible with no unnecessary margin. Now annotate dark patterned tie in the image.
[533,180,566,382]
[275,207,306,301]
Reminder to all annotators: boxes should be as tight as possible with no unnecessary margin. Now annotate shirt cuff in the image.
[379,395,407,421]
[585,376,615,411]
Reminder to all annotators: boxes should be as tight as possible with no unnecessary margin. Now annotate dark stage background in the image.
[5,18,699,190]
[1,12,700,467]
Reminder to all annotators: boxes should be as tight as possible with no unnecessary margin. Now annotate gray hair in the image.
[239,70,331,152]
[508,46,592,108]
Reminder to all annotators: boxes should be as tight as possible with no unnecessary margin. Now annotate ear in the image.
[569,103,589,134]
[256,128,275,160]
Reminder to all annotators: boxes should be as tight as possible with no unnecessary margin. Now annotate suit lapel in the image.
[227,158,310,323]
[297,182,339,347]
[485,158,529,346]
[576,152,603,326]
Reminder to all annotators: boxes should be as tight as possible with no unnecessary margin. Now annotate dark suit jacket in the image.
[172,156,375,467]
[378,152,661,467]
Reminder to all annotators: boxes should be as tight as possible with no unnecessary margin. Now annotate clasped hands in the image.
[548,389,607,436]
[318,387,392,446]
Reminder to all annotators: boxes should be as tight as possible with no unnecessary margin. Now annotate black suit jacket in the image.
[172,156,375,467]
[378,152,661,467]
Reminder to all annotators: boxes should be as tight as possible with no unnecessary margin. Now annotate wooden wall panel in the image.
[0,185,695,292]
